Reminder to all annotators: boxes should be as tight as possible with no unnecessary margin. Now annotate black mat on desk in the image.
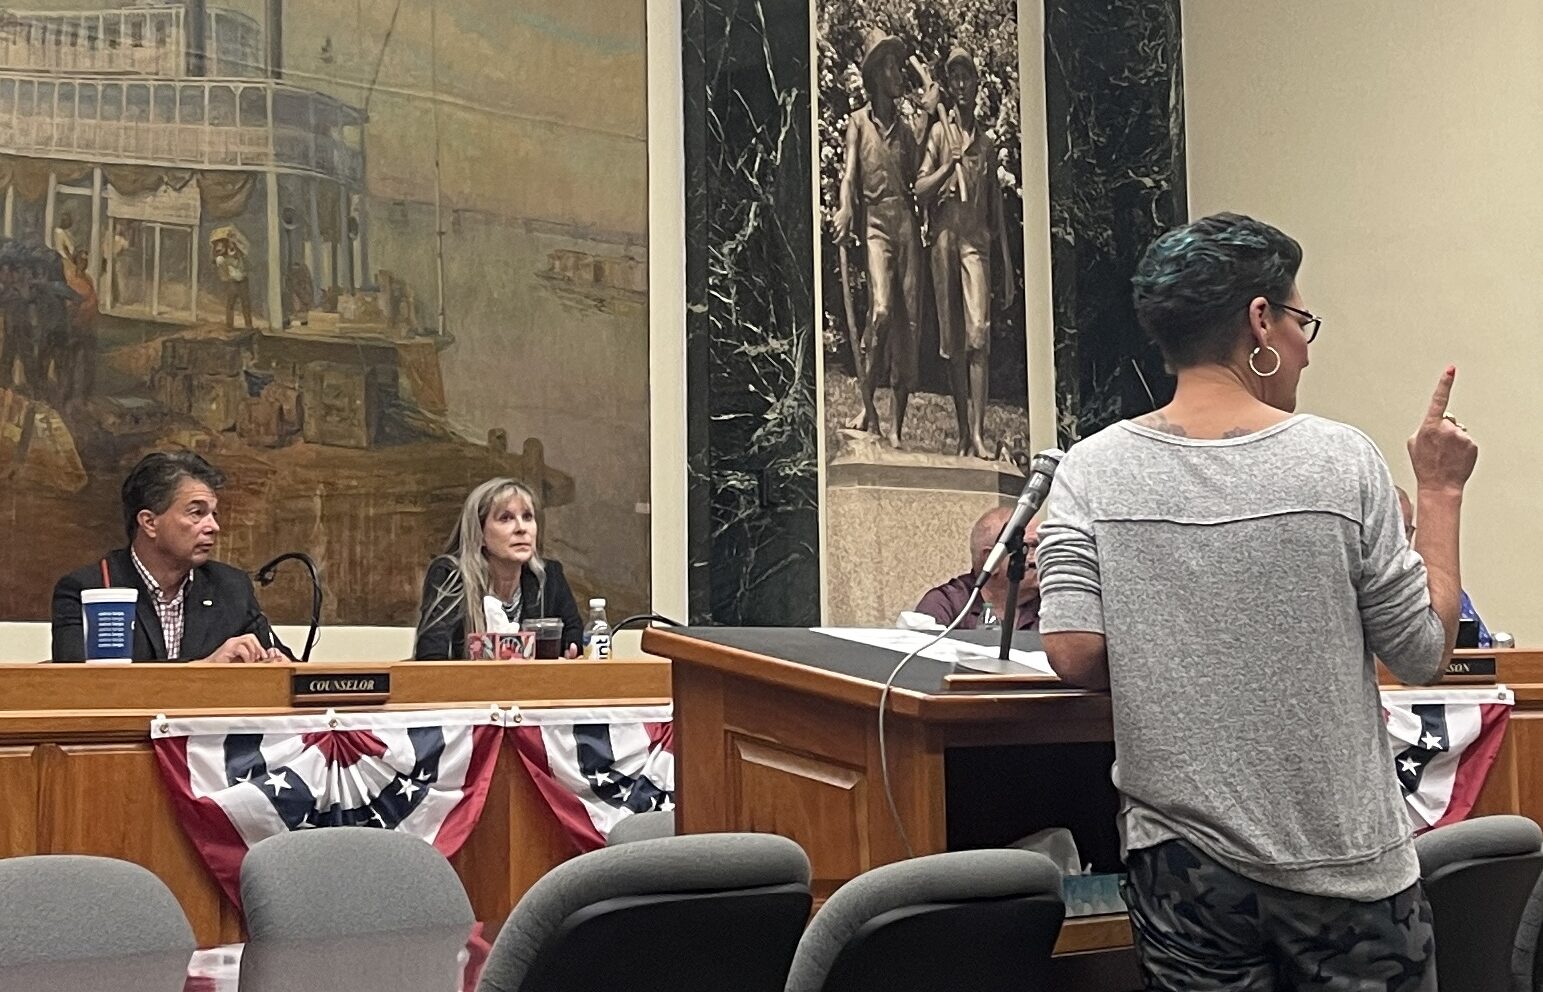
[673,626,1046,695]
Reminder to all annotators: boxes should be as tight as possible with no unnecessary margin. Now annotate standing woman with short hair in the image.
[1036,212,1476,990]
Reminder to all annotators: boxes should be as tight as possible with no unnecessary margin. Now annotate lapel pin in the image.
[202,600,213,607]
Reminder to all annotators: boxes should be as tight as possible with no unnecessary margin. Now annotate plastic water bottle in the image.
[583,598,612,660]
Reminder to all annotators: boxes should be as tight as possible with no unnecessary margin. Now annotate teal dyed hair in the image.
[1131,212,1303,369]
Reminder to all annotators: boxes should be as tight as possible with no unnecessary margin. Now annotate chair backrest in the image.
[785,849,1065,992]
[606,809,676,845]
[0,855,194,967]
[1514,874,1543,992]
[478,833,811,992]
[1416,815,1543,992]
[240,827,474,941]
[0,951,193,992]
[236,925,474,992]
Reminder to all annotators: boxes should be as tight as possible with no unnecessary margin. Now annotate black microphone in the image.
[255,552,323,663]
[973,448,1065,591]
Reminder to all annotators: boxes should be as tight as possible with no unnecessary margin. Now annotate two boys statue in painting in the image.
[831,30,1015,459]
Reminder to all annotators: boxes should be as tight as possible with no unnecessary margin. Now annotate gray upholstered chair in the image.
[606,809,676,845]
[240,827,474,941]
[1414,814,1543,992]
[478,833,811,992]
[0,855,194,967]
[0,953,194,992]
[1516,875,1543,992]
[236,925,475,992]
[785,849,1065,992]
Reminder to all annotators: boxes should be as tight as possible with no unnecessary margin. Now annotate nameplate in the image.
[292,672,391,704]
[942,672,1070,693]
[1443,655,1496,685]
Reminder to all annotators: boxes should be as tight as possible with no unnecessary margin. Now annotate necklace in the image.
[499,585,523,619]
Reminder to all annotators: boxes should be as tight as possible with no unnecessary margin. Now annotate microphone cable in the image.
[876,586,980,859]
[611,613,684,633]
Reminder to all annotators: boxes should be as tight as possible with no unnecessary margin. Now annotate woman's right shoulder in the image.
[424,555,460,582]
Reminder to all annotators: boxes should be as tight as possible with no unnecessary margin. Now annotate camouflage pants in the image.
[1123,840,1436,991]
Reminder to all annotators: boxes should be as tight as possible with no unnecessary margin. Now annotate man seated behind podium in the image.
[51,451,290,663]
[914,507,1040,629]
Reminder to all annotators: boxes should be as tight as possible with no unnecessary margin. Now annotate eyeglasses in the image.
[1268,300,1322,344]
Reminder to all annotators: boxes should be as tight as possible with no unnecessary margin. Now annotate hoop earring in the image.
[1249,346,1281,378]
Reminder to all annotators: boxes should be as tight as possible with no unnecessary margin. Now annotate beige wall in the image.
[646,0,688,625]
[1183,0,1543,643]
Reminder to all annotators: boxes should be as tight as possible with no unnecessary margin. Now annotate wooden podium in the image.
[0,659,670,945]
[644,626,1137,986]
[645,627,1543,991]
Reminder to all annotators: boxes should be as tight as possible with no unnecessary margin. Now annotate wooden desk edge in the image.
[0,696,675,745]
[0,658,670,671]
[642,628,1112,719]
[1054,913,1133,955]
[644,628,932,711]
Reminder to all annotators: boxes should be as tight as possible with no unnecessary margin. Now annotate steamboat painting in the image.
[0,1,651,626]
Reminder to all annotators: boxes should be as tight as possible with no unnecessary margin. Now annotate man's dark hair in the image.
[1131,212,1303,369]
[121,451,226,541]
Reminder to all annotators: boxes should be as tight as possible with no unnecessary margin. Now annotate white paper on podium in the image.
[811,627,1054,674]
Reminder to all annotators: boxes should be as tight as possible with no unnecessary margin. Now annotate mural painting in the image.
[0,0,651,626]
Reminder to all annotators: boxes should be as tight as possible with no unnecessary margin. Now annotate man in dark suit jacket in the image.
[51,451,291,663]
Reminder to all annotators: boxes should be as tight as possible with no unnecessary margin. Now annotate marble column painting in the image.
[1044,0,1186,445]
[682,0,821,625]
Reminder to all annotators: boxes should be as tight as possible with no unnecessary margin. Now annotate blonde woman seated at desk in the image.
[413,478,582,660]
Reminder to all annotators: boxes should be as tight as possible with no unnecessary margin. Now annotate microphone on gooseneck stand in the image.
[973,448,1065,592]
[255,552,323,662]
[874,446,1068,857]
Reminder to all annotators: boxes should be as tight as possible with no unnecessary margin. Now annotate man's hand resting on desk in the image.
[202,634,284,664]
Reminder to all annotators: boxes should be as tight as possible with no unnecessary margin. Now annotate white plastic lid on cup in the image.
[82,587,139,605]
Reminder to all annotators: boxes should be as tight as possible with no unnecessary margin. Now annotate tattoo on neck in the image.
[1135,414,1256,440]
[1137,412,1189,437]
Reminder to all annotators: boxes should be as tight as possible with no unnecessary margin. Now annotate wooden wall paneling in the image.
[1469,713,1521,818]
[730,736,868,901]
[34,743,235,945]
[691,668,949,899]
[0,746,39,857]
[719,671,877,901]
[1505,713,1543,826]
[449,735,579,932]
[450,737,517,928]
[672,663,727,836]
[869,715,946,861]
[500,736,584,905]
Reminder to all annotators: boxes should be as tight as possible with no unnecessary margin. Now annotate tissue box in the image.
[1061,873,1127,918]
[467,632,535,660]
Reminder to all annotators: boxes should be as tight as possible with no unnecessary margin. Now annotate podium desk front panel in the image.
[0,658,670,945]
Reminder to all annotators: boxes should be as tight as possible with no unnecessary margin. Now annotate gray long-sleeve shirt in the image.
[1036,414,1446,901]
